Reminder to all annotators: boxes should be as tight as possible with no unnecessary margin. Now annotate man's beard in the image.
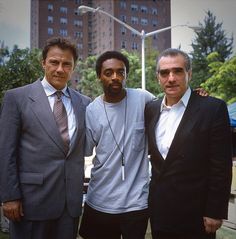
[104,82,124,97]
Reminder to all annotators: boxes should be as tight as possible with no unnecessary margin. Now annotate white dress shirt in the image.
[41,77,76,142]
[155,88,191,159]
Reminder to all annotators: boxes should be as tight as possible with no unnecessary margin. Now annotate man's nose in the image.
[168,72,175,81]
[56,63,64,72]
[111,72,118,79]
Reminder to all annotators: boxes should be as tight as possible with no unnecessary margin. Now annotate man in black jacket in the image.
[145,48,232,239]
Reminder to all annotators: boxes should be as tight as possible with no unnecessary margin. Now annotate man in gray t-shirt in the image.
[79,51,154,239]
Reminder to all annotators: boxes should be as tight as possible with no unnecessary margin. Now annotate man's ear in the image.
[41,60,45,69]
[188,70,192,82]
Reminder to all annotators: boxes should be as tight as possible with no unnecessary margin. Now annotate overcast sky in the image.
[0,0,236,55]
[0,0,30,49]
[171,0,236,55]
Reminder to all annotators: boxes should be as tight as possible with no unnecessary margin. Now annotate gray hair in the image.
[156,48,192,72]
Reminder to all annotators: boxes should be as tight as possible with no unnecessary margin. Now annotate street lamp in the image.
[78,5,197,90]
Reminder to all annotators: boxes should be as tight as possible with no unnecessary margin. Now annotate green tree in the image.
[145,42,162,96]
[76,55,101,99]
[0,46,43,102]
[122,50,142,88]
[201,52,236,104]
[190,10,233,88]
[0,43,9,65]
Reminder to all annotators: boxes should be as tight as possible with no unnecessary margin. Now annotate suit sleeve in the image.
[0,91,22,202]
[205,100,232,219]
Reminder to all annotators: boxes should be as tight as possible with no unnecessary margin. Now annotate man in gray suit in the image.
[0,37,91,239]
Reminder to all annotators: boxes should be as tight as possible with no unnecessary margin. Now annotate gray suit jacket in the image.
[0,79,91,220]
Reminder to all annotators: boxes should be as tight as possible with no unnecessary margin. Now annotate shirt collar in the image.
[41,77,69,97]
[160,87,191,112]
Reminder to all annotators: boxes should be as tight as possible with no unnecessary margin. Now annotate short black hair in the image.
[42,37,78,63]
[95,51,130,77]
[157,48,192,72]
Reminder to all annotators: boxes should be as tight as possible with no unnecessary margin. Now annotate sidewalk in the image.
[1,223,236,239]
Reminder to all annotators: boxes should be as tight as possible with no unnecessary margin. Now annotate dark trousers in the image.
[151,230,216,239]
[79,203,149,239]
[10,208,79,239]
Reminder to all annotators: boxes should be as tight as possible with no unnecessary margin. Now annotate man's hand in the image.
[2,200,24,221]
[203,216,222,233]
[194,88,209,96]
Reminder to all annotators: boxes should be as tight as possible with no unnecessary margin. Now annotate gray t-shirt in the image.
[85,88,154,213]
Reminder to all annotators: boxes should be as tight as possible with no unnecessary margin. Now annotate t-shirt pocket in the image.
[132,122,145,151]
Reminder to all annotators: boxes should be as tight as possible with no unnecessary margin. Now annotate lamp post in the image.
[78,5,198,90]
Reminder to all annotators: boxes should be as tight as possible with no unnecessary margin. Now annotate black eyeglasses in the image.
[158,67,186,77]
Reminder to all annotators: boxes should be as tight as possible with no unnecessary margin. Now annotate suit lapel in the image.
[67,88,86,155]
[28,79,66,154]
[148,99,166,171]
[165,92,200,162]
[150,100,162,155]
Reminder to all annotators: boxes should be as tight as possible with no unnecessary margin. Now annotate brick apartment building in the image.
[30,0,171,60]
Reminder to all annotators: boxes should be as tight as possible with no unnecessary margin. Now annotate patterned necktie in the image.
[53,91,70,152]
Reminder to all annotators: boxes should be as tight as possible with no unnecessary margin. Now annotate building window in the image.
[120,1,126,9]
[131,17,138,24]
[152,8,157,15]
[141,18,148,26]
[75,0,81,4]
[132,42,138,50]
[132,32,138,37]
[74,9,79,15]
[121,41,126,49]
[75,31,83,38]
[121,26,126,35]
[48,4,53,11]
[152,20,158,27]
[77,43,83,49]
[48,16,53,23]
[120,15,126,23]
[59,29,68,36]
[60,7,67,14]
[131,4,138,11]
[93,42,97,50]
[153,34,158,40]
[48,28,53,35]
[140,6,148,13]
[74,20,82,27]
[60,18,68,24]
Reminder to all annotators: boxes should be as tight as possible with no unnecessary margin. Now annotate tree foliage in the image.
[190,10,233,88]
[76,55,101,99]
[201,52,236,104]
[145,44,162,96]
[0,46,43,102]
